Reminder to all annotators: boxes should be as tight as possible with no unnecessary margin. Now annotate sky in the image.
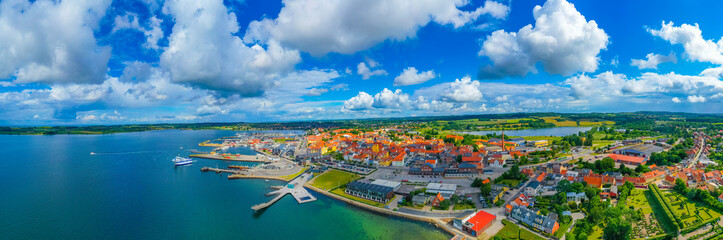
[0,0,722,125]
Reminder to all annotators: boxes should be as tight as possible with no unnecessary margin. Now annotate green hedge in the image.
[649,184,680,232]
[681,217,720,235]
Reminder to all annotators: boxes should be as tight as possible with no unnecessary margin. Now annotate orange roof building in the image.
[608,154,646,165]
[457,210,496,237]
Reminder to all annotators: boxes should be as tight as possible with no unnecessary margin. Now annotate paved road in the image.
[395,207,474,218]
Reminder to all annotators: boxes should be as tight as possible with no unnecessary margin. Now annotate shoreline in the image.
[189,153,271,163]
[303,184,474,239]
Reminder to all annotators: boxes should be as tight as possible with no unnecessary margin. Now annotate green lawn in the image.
[330,187,385,207]
[452,203,476,210]
[493,220,546,240]
[629,189,653,215]
[592,140,616,148]
[310,169,359,190]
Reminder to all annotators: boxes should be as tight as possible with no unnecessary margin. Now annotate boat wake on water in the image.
[89,150,163,155]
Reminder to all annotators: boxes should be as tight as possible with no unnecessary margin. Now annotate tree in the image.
[588,206,604,224]
[603,217,632,240]
[674,178,687,194]
[480,183,492,197]
[471,178,483,187]
[450,194,460,204]
[456,155,463,163]
[557,180,572,192]
[439,199,451,209]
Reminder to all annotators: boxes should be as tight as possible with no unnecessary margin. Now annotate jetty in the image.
[200,167,243,174]
[251,173,316,211]
[190,153,271,163]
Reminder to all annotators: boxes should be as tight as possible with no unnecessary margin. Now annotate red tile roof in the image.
[608,154,646,164]
[466,210,496,232]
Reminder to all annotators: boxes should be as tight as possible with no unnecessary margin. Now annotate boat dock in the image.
[190,153,271,163]
[251,173,316,211]
[200,167,243,174]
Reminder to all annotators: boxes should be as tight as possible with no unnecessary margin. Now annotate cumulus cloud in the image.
[630,53,677,69]
[564,71,723,104]
[443,76,482,102]
[0,0,112,84]
[478,0,609,78]
[357,61,388,79]
[372,88,410,108]
[649,21,723,65]
[672,97,681,103]
[565,71,627,100]
[393,67,436,86]
[342,92,374,111]
[160,0,301,95]
[245,0,509,55]
[687,95,706,103]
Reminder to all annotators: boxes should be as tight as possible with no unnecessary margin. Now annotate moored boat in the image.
[173,156,193,166]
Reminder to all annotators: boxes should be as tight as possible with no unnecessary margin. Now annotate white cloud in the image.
[357,62,388,79]
[245,0,509,55]
[478,0,609,78]
[564,71,627,100]
[372,88,410,108]
[305,88,329,96]
[687,95,706,103]
[443,76,482,102]
[393,67,436,86]
[160,0,301,95]
[0,0,112,84]
[330,83,349,91]
[495,95,509,102]
[343,92,374,111]
[630,53,677,69]
[649,21,723,65]
[672,97,681,103]
[564,71,723,105]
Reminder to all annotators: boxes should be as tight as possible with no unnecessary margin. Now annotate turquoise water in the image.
[0,130,448,239]
[461,126,593,137]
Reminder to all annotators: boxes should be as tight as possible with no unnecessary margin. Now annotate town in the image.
[201,114,723,240]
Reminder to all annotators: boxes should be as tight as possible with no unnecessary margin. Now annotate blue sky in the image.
[0,0,722,125]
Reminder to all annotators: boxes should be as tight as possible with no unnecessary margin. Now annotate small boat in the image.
[173,156,193,166]
[90,152,95,155]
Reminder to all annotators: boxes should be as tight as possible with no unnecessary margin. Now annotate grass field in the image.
[592,140,616,148]
[310,169,359,190]
[330,187,385,207]
[493,220,546,240]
